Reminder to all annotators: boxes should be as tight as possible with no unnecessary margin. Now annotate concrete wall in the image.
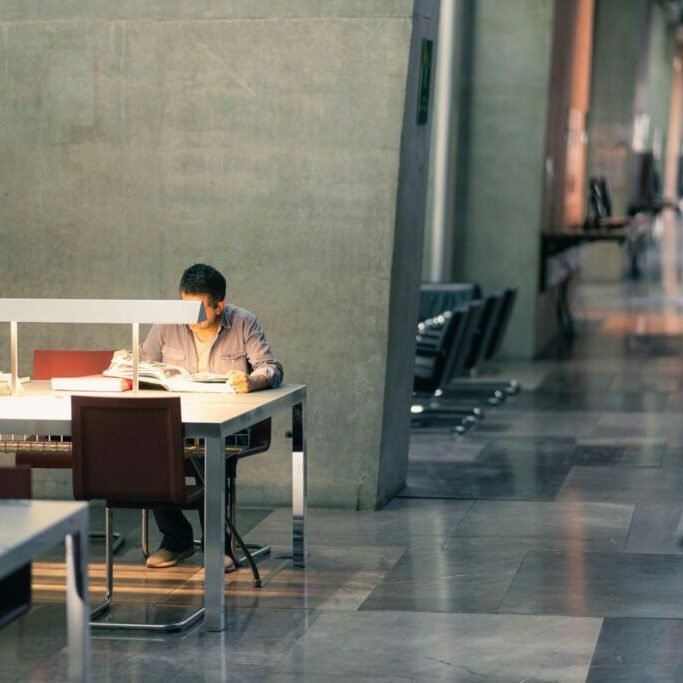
[0,0,434,509]
[451,0,555,358]
[645,2,675,177]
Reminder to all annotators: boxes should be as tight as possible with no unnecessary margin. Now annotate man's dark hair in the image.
[179,264,226,307]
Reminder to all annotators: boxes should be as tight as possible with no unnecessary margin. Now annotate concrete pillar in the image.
[423,0,466,283]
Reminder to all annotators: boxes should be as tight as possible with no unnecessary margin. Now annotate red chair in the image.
[5,350,116,470]
[32,349,115,381]
[6,350,126,553]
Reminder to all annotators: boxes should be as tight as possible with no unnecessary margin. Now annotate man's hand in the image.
[227,370,253,393]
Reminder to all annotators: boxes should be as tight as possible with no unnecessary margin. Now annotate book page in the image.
[104,352,190,382]
[165,378,235,393]
[188,372,232,383]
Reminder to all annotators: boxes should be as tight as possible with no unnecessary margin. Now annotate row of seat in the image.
[411,286,519,434]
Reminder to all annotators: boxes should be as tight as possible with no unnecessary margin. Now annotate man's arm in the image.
[228,316,283,393]
[139,325,164,362]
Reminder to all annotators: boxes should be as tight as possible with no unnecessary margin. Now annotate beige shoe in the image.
[225,554,237,573]
[146,546,195,568]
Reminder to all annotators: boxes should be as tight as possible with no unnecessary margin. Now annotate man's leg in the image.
[146,508,195,568]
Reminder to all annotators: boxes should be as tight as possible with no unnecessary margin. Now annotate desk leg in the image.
[65,523,90,683]
[292,401,307,567]
[204,435,226,631]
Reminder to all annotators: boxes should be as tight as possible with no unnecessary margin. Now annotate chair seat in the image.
[106,484,204,510]
[15,448,73,469]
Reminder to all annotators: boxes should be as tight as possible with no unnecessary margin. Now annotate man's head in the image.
[179,263,226,306]
[179,263,227,332]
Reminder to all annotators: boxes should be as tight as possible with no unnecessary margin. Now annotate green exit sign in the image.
[417,39,433,125]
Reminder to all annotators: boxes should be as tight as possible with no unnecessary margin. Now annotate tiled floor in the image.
[8,247,683,680]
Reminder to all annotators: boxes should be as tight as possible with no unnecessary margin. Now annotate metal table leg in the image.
[204,434,226,631]
[65,516,90,683]
[292,401,307,567]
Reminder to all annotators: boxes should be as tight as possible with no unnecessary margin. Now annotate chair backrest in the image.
[440,300,483,388]
[418,283,481,321]
[484,286,518,360]
[33,350,115,380]
[241,419,272,457]
[71,396,187,505]
[413,308,467,392]
[464,293,503,371]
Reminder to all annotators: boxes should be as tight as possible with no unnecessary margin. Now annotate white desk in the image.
[0,500,90,681]
[0,382,308,632]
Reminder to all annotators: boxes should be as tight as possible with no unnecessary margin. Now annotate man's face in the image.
[181,291,224,330]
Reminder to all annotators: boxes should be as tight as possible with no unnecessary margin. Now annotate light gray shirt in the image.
[192,330,215,374]
[140,304,284,388]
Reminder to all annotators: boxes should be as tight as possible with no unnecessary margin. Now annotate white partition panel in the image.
[0,299,206,324]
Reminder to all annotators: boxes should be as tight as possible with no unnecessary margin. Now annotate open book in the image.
[104,352,236,394]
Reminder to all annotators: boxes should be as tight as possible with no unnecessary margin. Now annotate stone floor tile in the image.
[624,504,683,554]
[400,457,572,500]
[586,618,683,683]
[359,540,528,613]
[453,500,633,551]
[274,611,601,682]
[501,550,683,618]
[246,502,474,546]
[574,437,666,467]
[557,466,683,503]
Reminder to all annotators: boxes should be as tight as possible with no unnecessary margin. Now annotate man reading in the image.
[141,263,283,568]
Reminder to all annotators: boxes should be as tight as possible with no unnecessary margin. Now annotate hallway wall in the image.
[451,0,555,357]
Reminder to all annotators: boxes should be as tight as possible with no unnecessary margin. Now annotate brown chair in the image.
[0,467,32,630]
[71,395,204,632]
[147,418,273,587]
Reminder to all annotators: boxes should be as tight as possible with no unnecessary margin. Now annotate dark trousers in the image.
[153,467,232,553]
